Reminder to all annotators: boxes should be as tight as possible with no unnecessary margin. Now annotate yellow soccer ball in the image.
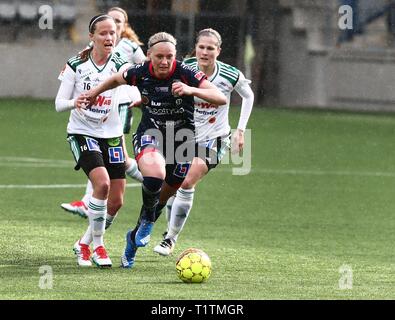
[176,248,212,283]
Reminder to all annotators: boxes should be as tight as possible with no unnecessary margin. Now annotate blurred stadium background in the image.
[3,0,395,300]
[2,0,395,111]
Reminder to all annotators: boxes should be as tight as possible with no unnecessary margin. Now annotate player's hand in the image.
[75,93,90,110]
[128,100,142,109]
[172,81,192,96]
[84,89,99,107]
[231,129,245,154]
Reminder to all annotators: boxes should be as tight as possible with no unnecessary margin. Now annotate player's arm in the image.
[55,76,75,112]
[232,73,254,153]
[133,46,147,64]
[172,79,227,106]
[85,71,127,106]
[55,64,89,112]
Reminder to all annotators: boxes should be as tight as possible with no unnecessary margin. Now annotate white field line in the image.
[0,183,141,189]
[0,156,73,168]
[2,156,395,184]
[0,163,74,168]
[0,156,74,163]
[215,168,395,178]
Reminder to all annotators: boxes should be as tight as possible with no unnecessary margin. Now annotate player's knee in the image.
[94,180,111,197]
[143,166,166,180]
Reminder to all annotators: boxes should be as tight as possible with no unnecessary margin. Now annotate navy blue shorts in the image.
[132,128,195,188]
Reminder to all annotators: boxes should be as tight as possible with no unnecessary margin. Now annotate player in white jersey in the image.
[153,28,254,256]
[60,7,146,220]
[55,14,132,267]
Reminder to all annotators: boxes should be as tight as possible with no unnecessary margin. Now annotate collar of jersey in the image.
[207,61,220,82]
[89,52,112,73]
[195,59,219,82]
[149,61,177,80]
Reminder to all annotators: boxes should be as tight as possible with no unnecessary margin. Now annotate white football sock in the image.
[80,225,92,245]
[165,195,175,233]
[88,197,107,249]
[167,188,194,242]
[80,212,117,247]
[81,180,93,207]
[125,158,143,182]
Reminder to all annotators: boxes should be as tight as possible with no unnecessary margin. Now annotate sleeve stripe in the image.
[220,70,239,81]
[220,67,239,78]
[67,56,84,72]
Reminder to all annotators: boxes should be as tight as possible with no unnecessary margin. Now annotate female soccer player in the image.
[60,7,146,219]
[153,28,254,256]
[55,14,132,267]
[83,32,227,268]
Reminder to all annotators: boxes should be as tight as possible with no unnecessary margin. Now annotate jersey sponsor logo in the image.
[108,147,125,164]
[173,163,191,178]
[219,81,232,88]
[217,81,233,92]
[195,102,218,109]
[152,101,162,107]
[95,95,112,107]
[88,108,110,115]
[141,95,150,105]
[149,107,185,116]
[85,137,101,152]
[194,71,206,81]
[155,87,170,93]
[79,70,95,79]
[195,109,217,117]
[107,137,121,147]
[208,117,216,124]
[141,135,156,147]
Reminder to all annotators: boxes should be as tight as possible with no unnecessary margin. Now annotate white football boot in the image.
[61,201,88,218]
[73,240,92,267]
[92,246,112,268]
[153,238,175,256]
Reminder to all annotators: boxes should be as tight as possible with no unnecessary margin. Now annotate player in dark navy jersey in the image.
[85,32,227,268]
[124,59,201,132]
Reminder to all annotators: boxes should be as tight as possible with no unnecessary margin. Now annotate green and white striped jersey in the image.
[58,52,128,138]
[115,38,146,65]
[183,57,251,142]
[114,38,145,107]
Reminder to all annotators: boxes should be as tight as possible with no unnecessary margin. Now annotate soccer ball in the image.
[176,248,212,283]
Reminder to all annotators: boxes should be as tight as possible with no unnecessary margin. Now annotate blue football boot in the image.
[120,230,137,268]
